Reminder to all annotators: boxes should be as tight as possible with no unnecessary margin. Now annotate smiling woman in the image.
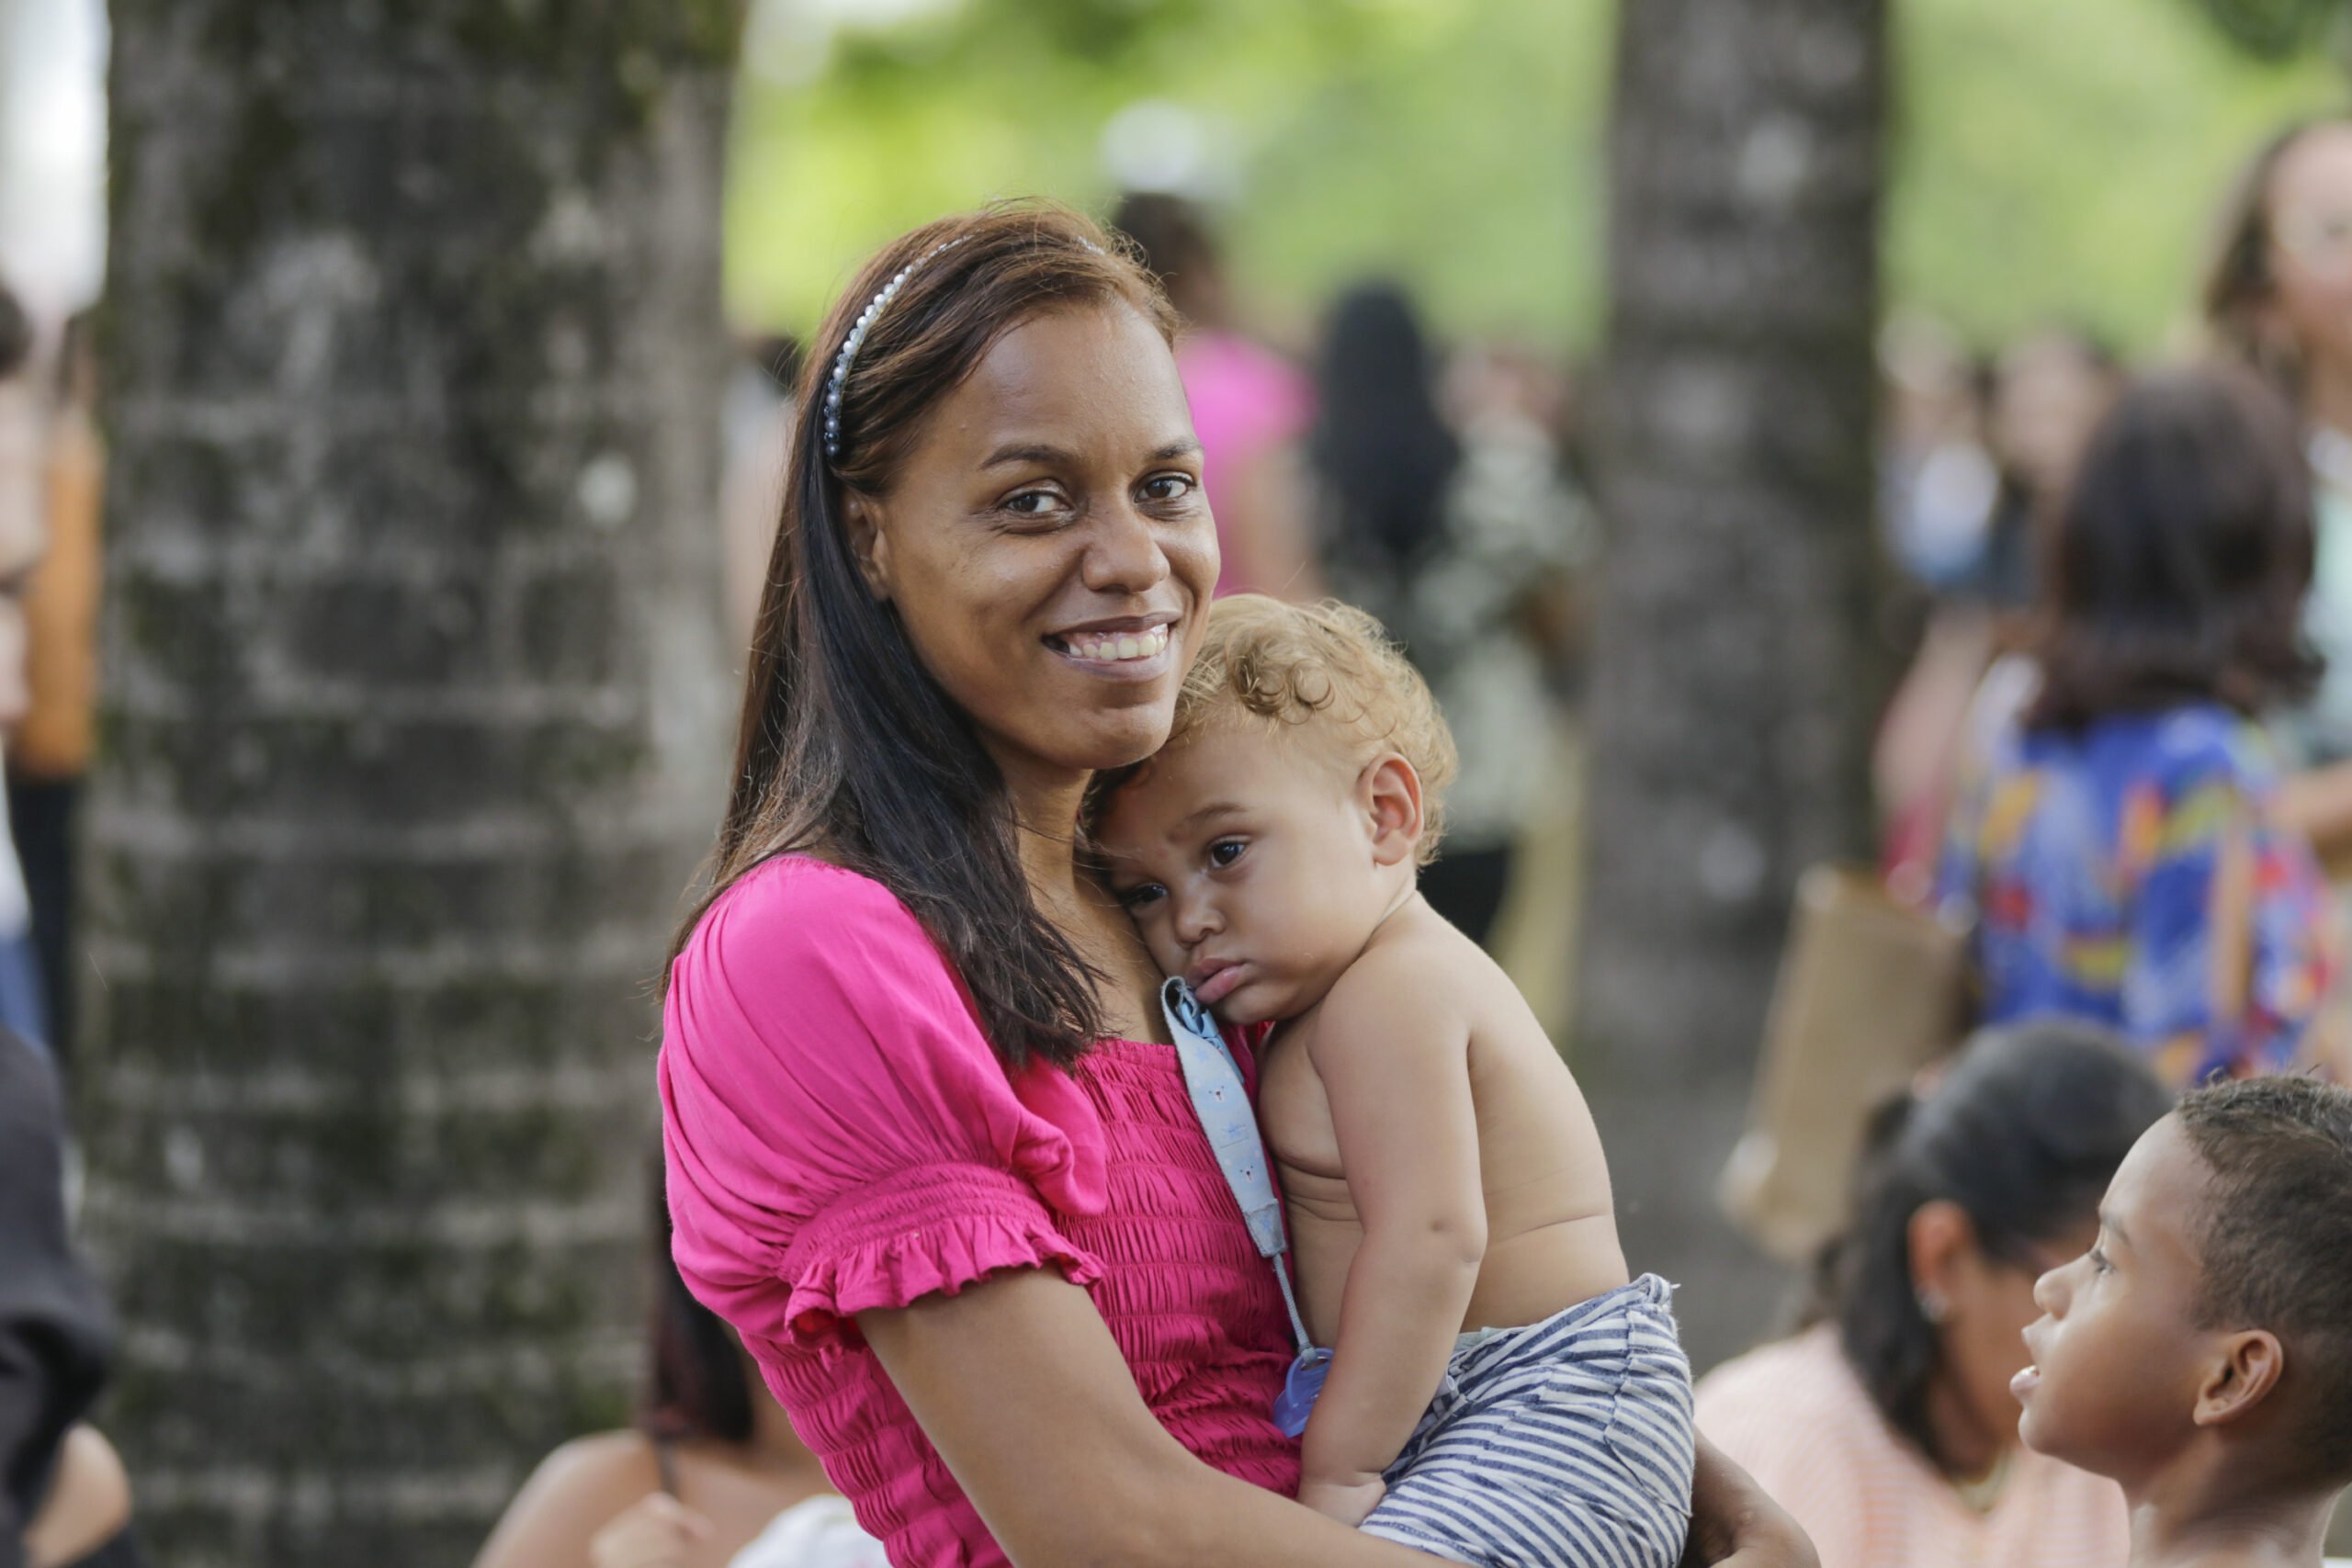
[657,202,1815,1568]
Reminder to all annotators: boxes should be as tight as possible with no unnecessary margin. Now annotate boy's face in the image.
[1094,719,1392,1025]
[2015,1115,2215,1480]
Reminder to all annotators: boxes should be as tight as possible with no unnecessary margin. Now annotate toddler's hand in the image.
[1298,1472,1386,1528]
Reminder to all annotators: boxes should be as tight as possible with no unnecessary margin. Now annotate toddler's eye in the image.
[2087,1247,2111,1275]
[1208,839,1246,869]
[1118,883,1167,910]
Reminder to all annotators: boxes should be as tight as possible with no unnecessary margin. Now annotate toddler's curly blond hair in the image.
[1159,594,1459,865]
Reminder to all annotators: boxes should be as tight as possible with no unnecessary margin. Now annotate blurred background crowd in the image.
[6,0,2352,1564]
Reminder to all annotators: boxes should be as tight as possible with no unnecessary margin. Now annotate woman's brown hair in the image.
[2204,114,2352,396]
[670,202,1178,1069]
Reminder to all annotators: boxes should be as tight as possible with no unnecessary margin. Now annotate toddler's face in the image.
[2015,1115,2212,1480]
[1095,720,1391,1025]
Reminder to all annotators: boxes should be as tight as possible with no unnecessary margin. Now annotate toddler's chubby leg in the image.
[1362,1278,1694,1568]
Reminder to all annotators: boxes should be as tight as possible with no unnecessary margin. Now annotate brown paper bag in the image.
[1719,863,1971,1263]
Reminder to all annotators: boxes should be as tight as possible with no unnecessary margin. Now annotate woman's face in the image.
[852,302,1217,791]
[1916,1201,2098,1465]
[2266,124,2352,378]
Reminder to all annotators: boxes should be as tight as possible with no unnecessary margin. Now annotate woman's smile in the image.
[1044,615,1176,678]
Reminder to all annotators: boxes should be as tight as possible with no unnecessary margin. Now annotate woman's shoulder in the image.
[1695,1325,1876,1436]
[675,856,963,1002]
[472,1430,662,1568]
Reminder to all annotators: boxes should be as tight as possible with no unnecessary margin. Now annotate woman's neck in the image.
[1923,1372,2007,1489]
[1005,771,1091,917]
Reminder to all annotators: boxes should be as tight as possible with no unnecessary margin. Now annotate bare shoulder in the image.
[1304,909,1484,1060]
[471,1429,662,1568]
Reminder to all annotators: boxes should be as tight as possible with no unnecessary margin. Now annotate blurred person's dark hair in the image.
[2174,1074,2352,1483]
[1819,1022,2172,1472]
[2029,364,2321,729]
[1308,282,1461,570]
[644,1164,754,1445]
[2203,114,2352,393]
[0,280,32,382]
[1109,191,1219,320]
[670,201,1176,1070]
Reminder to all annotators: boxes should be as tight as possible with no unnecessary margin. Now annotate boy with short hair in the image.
[2014,1074,2352,1568]
[1092,595,1693,1568]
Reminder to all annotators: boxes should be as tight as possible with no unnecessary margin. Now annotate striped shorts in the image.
[1360,1274,1694,1568]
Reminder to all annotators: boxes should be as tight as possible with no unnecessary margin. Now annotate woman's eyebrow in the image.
[981,441,1072,470]
[980,437,1204,469]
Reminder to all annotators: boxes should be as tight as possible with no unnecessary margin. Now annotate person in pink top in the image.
[659,201,1815,1568]
[1697,1022,2173,1568]
[1112,192,1318,600]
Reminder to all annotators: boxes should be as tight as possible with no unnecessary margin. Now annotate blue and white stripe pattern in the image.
[1361,1275,1694,1568]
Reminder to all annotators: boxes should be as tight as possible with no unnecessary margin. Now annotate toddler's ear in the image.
[2191,1329,2285,1430]
[1359,752,1425,867]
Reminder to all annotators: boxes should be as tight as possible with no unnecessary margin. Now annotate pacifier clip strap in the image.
[1159,977,1316,1359]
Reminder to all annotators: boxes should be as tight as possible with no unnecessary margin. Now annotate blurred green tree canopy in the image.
[724,0,2343,355]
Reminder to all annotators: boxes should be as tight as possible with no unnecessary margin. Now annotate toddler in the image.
[2016,1074,2352,1568]
[1093,595,1693,1568]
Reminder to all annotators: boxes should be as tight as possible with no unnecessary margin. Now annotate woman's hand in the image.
[588,1494,712,1568]
[1296,1472,1386,1528]
[1679,1434,1818,1568]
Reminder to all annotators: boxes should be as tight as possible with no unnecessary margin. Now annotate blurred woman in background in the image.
[1699,1022,2171,1568]
[2207,115,2352,881]
[1307,282,1588,947]
[1932,366,2340,1086]
[471,1176,876,1568]
[1113,192,1319,601]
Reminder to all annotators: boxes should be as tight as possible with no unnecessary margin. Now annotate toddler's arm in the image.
[1295,963,1486,1525]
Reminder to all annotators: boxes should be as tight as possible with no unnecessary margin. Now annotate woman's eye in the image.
[1208,840,1246,869]
[1118,883,1167,910]
[1003,489,1068,519]
[1140,473,1196,504]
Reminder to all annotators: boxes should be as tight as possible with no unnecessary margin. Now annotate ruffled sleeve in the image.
[660,858,1109,1350]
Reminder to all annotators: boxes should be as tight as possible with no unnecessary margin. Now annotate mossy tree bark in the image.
[1578,0,1887,1368]
[84,6,738,1562]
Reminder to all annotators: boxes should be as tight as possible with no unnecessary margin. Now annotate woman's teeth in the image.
[1057,626,1169,662]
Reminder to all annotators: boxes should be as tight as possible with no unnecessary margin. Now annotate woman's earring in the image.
[1916,1289,1951,1325]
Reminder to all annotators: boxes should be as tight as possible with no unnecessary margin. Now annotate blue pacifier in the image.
[1272,1346,1333,1438]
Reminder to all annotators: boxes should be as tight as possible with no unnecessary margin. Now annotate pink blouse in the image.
[660,857,1299,1567]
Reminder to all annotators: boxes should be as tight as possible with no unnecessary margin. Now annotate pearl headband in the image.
[819,231,1107,463]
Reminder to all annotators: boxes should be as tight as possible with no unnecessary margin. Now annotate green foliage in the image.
[725,0,2341,356]
[1889,0,2343,351]
[724,0,1600,344]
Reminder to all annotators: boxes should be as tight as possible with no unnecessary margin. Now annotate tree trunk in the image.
[83,6,737,1563]
[1579,0,1887,1370]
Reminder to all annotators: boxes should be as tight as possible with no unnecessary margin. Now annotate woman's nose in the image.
[1080,499,1171,596]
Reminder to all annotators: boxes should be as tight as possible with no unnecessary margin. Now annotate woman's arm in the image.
[865,1272,1816,1568]
[861,1269,1430,1568]
[24,1426,129,1568]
